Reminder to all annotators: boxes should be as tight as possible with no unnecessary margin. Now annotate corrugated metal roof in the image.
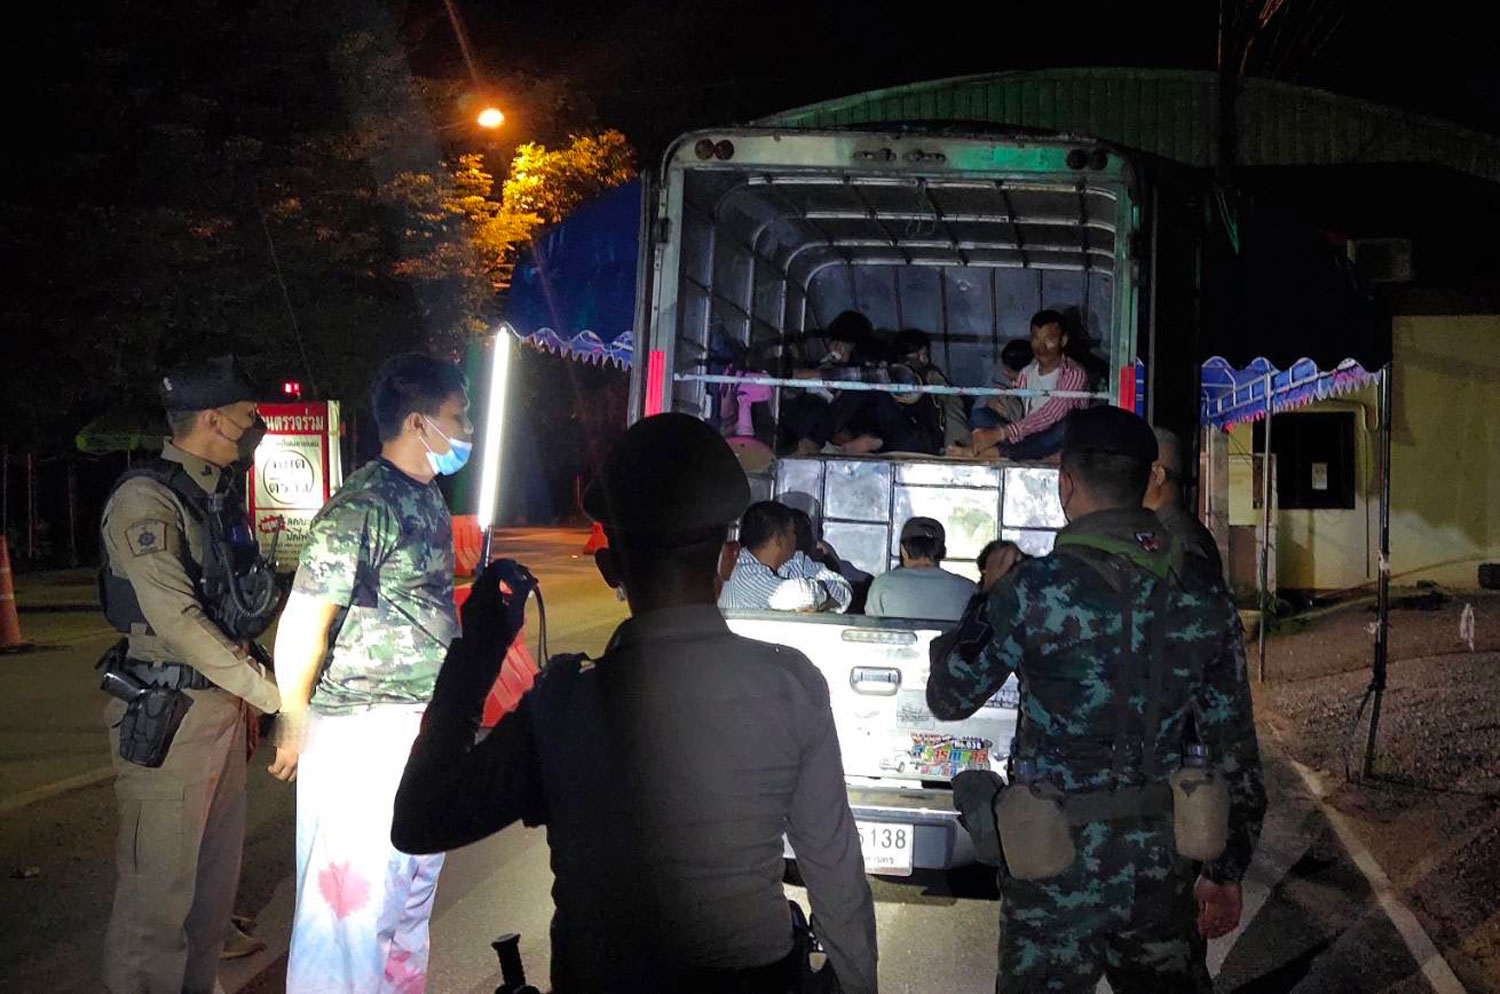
[754,68,1500,184]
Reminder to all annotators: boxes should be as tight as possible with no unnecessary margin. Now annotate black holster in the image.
[951,768,1007,867]
[98,640,195,768]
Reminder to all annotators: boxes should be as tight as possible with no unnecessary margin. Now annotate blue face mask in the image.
[422,416,473,475]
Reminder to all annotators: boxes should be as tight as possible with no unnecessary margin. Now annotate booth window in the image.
[1253,411,1357,510]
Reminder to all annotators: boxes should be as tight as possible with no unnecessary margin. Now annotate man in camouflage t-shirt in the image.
[270,354,471,994]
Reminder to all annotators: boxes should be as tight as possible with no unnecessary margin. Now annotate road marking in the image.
[0,766,114,815]
[1205,769,1321,975]
[1289,759,1467,994]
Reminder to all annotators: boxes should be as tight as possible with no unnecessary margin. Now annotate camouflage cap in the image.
[583,413,751,536]
[160,355,262,412]
[1062,406,1159,463]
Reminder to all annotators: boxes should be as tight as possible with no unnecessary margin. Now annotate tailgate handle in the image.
[850,667,901,696]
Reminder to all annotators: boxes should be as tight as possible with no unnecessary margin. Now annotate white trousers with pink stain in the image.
[287,706,446,994]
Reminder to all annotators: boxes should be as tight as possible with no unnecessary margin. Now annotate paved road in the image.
[0,529,1457,994]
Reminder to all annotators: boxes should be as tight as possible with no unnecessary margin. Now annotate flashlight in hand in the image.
[476,328,514,567]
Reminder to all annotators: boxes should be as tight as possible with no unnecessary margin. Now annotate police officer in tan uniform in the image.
[98,356,281,994]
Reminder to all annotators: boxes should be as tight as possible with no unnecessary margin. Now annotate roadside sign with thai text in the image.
[247,401,343,572]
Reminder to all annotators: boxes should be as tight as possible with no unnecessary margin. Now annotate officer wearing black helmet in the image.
[97,355,281,994]
[392,413,879,994]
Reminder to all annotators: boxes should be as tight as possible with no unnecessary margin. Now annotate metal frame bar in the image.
[745,174,1122,201]
[1362,364,1394,778]
[1257,372,1274,682]
[790,238,1116,257]
[801,210,1117,233]
[677,372,1108,400]
[996,180,1031,270]
[1076,181,1093,327]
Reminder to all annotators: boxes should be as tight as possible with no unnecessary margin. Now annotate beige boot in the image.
[221,918,267,960]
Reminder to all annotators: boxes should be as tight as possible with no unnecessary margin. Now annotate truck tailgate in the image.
[724,612,1017,784]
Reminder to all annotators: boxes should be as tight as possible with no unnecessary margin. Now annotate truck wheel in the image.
[1480,564,1500,590]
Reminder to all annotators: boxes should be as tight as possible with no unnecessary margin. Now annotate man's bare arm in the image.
[267,592,340,781]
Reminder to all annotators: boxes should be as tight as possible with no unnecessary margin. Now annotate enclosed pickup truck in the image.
[628,126,1140,874]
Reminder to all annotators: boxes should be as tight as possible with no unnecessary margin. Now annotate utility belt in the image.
[119,659,216,691]
[1058,780,1174,826]
[96,639,204,769]
[677,901,840,994]
[954,765,1228,881]
[981,767,1228,881]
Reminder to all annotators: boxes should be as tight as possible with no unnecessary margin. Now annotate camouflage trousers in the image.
[994,819,1212,994]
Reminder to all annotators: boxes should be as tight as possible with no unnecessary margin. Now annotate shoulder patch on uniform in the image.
[1135,530,1162,553]
[126,520,169,556]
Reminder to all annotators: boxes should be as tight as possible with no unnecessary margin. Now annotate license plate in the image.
[856,821,914,876]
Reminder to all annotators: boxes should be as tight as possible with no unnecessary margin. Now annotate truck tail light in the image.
[644,349,667,416]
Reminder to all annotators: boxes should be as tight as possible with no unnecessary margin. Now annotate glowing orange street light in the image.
[477,107,505,129]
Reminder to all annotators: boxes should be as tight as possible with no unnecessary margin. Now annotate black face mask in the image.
[236,415,268,463]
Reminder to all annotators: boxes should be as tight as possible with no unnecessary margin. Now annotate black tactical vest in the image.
[99,458,279,642]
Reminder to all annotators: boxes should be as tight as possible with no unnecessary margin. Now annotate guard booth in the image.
[247,401,344,574]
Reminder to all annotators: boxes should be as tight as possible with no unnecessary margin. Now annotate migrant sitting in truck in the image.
[889,329,969,454]
[788,506,872,614]
[865,517,977,622]
[778,310,874,451]
[950,337,1032,453]
[956,309,1088,461]
[782,312,935,456]
[719,501,854,613]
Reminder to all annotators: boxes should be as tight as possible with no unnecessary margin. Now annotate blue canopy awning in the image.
[502,178,642,368]
[1200,355,1378,429]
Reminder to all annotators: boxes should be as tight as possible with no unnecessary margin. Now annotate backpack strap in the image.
[1052,538,1174,786]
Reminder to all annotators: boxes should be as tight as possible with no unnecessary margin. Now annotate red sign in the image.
[247,401,343,572]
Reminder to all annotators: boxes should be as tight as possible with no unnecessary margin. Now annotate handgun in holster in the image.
[97,639,194,769]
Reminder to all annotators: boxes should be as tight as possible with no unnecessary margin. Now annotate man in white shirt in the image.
[954,310,1088,461]
[719,501,854,613]
[865,517,976,622]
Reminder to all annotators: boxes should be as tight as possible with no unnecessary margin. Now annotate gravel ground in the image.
[1256,589,1500,993]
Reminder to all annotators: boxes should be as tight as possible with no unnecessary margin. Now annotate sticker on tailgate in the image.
[879,733,993,778]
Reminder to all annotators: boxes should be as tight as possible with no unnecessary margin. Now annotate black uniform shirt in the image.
[393,604,878,994]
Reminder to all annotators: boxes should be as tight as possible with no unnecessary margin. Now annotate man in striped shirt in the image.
[960,309,1089,461]
[719,501,854,613]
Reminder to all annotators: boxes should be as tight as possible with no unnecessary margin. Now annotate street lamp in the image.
[436,106,506,134]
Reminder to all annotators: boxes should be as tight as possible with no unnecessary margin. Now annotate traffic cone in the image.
[0,537,33,653]
[582,522,608,555]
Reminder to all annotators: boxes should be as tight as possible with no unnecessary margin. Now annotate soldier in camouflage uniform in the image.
[269,353,471,994]
[928,407,1265,994]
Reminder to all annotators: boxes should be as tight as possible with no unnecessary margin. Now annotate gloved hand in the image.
[931,592,994,672]
[427,559,538,739]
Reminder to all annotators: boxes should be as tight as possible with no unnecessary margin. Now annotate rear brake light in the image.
[841,630,917,645]
[644,349,667,416]
[1118,365,1136,413]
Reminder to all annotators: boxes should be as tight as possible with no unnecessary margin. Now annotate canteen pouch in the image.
[995,780,1076,880]
[1170,763,1230,861]
[116,687,195,769]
